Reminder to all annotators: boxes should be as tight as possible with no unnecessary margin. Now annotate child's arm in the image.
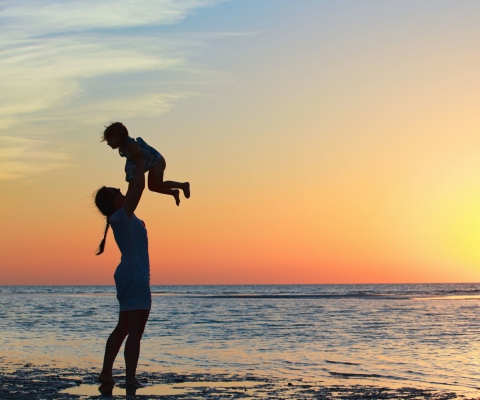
[123,142,145,219]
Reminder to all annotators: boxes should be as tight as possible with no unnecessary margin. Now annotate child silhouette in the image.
[102,122,190,206]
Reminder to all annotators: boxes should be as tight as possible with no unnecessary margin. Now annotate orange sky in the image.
[2,1,480,284]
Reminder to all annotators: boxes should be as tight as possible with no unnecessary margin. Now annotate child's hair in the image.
[102,122,129,141]
[94,186,118,255]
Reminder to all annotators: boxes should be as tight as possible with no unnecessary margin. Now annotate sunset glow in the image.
[2,1,480,284]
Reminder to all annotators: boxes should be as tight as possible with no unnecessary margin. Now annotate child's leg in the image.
[148,159,190,206]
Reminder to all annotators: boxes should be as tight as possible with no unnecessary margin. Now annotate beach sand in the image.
[1,359,478,399]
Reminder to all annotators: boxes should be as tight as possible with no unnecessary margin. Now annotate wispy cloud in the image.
[0,0,230,179]
[0,35,184,124]
[0,136,71,180]
[1,0,224,36]
[57,92,202,126]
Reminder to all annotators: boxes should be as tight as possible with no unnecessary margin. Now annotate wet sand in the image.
[1,360,478,399]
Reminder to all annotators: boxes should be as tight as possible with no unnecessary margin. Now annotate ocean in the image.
[1,283,480,393]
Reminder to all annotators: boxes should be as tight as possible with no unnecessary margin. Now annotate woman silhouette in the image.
[94,141,150,388]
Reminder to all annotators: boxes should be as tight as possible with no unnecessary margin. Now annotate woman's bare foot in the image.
[172,189,180,206]
[126,377,143,388]
[183,182,190,199]
[98,383,114,395]
[98,373,115,387]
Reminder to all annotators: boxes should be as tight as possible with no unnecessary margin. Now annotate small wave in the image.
[325,360,360,366]
[186,294,406,300]
[413,294,480,301]
[325,369,384,379]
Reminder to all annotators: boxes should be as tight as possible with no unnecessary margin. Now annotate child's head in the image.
[102,122,129,149]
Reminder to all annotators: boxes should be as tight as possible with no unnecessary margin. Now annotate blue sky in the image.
[3,0,480,180]
[0,0,244,178]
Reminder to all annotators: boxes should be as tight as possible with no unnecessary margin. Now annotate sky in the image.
[2,0,480,285]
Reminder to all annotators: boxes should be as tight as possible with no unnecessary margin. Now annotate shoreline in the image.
[1,361,478,399]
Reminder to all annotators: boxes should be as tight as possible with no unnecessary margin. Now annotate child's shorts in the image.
[124,137,163,182]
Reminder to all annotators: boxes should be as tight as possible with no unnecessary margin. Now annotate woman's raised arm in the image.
[123,141,145,219]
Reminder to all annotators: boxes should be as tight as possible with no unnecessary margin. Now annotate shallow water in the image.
[2,284,480,392]
[61,380,268,398]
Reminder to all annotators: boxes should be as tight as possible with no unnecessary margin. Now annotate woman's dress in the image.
[109,207,151,311]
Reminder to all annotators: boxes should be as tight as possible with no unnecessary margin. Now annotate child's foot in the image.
[172,189,180,206]
[183,182,190,199]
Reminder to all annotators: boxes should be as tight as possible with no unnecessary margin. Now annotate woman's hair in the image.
[94,186,118,255]
[102,122,129,141]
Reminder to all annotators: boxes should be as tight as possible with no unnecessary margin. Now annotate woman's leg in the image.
[124,309,150,385]
[148,160,190,206]
[99,312,129,385]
